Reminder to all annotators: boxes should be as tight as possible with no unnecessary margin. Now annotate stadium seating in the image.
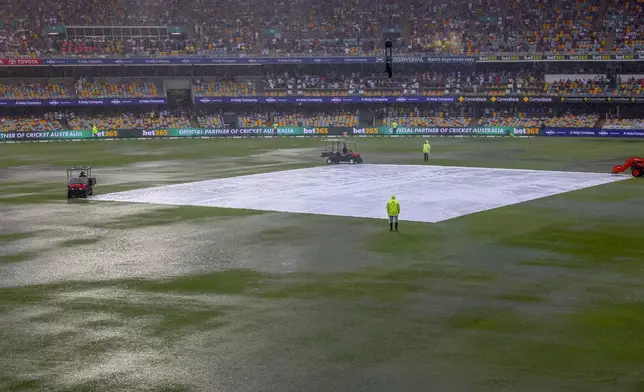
[479,114,599,127]
[383,116,472,127]
[0,82,71,99]
[0,115,64,132]
[604,0,643,52]
[273,111,359,127]
[238,113,269,127]
[196,114,224,128]
[544,78,610,96]
[68,111,190,130]
[603,118,644,129]
[193,80,257,97]
[76,79,162,98]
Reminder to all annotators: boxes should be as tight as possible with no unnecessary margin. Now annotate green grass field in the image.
[1,137,644,392]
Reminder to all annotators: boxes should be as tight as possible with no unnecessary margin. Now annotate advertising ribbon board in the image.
[2,53,642,67]
[0,130,91,140]
[378,126,512,136]
[541,128,644,138]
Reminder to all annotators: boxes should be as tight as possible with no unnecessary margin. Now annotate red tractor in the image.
[612,157,644,177]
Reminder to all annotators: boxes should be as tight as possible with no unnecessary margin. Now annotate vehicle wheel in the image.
[357,158,363,164]
[349,158,355,164]
[67,191,72,199]
[632,169,641,177]
[327,158,333,164]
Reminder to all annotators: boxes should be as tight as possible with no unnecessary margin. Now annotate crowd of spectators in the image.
[259,70,548,97]
[1,0,643,56]
[603,0,643,52]
[544,76,611,96]
[544,76,644,96]
[194,72,644,98]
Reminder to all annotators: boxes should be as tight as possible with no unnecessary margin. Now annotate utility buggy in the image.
[320,139,363,164]
[67,166,96,199]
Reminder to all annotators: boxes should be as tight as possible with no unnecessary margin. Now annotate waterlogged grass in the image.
[0,232,35,243]
[445,301,644,391]
[445,308,533,333]
[503,221,644,269]
[137,269,264,295]
[0,252,35,264]
[0,138,323,169]
[58,238,101,247]
[2,138,644,391]
[96,205,266,229]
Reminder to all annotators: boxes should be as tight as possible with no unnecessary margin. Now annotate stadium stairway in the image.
[596,118,607,128]
[604,31,615,52]
[595,0,610,30]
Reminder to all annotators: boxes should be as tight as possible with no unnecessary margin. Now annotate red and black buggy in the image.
[320,139,363,164]
[67,166,96,199]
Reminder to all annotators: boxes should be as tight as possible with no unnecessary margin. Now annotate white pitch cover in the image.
[91,164,628,223]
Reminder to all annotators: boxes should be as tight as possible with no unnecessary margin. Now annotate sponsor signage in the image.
[167,128,303,137]
[2,53,642,67]
[5,126,644,141]
[0,130,91,140]
[383,126,511,135]
[195,96,457,104]
[541,128,644,138]
[477,53,644,62]
[193,95,640,105]
[0,58,42,66]
[0,98,167,107]
[510,127,540,136]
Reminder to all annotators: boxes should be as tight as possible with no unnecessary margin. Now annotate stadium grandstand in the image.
[0,0,642,56]
[0,0,642,135]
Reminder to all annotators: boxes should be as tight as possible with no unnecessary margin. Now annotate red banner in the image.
[0,58,42,66]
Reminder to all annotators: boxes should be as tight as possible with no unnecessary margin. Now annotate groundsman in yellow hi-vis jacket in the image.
[386,195,400,231]
[423,140,431,162]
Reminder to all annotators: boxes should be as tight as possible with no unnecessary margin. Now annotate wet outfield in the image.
[1,137,644,392]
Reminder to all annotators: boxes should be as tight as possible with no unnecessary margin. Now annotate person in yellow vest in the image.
[92,124,98,138]
[273,123,278,136]
[386,195,400,231]
[391,121,398,135]
[423,140,431,162]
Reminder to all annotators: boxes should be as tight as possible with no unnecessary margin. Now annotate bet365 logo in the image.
[95,130,119,137]
[512,128,539,135]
